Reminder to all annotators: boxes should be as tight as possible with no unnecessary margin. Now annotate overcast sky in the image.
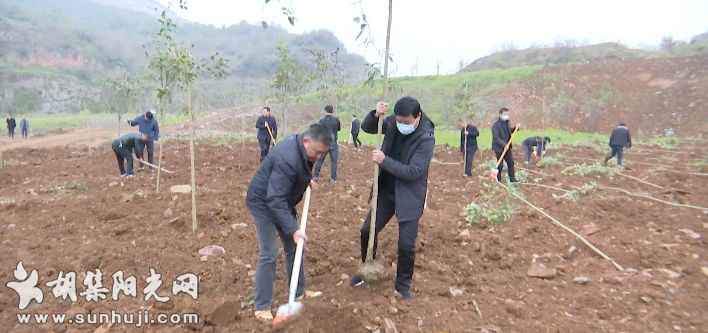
[159,0,708,76]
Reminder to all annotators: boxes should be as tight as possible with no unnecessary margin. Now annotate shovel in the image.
[265,122,277,147]
[359,107,387,282]
[273,186,311,326]
[490,125,520,180]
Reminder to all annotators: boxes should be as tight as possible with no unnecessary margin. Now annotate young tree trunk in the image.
[156,98,165,193]
[188,85,198,233]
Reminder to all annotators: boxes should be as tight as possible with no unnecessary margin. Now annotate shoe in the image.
[350,275,366,288]
[393,289,414,301]
[254,310,273,322]
[509,178,519,183]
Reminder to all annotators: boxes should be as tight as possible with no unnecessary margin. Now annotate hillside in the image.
[0,0,367,114]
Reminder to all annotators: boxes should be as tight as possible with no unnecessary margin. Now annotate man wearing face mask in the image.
[491,107,519,182]
[350,96,435,300]
[246,123,332,321]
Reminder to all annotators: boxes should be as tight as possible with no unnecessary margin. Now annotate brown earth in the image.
[1,137,707,332]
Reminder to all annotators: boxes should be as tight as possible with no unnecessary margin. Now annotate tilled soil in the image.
[1,140,707,333]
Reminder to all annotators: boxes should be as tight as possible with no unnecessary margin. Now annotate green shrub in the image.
[561,163,616,177]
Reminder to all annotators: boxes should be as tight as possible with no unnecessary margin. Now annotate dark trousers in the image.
[136,139,155,164]
[112,146,133,175]
[360,190,419,292]
[21,128,28,138]
[258,139,271,162]
[314,143,339,181]
[8,128,14,138]
[605,145,624,166]
[352,132,362,148]
[247,200,304,311]
[494,149,516,182]
[464,147,477,176]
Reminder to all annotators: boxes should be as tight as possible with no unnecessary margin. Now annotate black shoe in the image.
[350,275,366,288]
[509,178,519,183]
[393,289,414,301]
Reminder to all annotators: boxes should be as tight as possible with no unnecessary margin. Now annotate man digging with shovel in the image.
[246,124,332,323]
[350,97,435,301]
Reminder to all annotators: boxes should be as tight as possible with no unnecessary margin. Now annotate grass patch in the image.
[464,181,520,225]
[17,112,190,131]
[561,163,616,177]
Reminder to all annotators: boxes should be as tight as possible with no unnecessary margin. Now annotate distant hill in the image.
[461,43,650,72]
[0,0,367,114]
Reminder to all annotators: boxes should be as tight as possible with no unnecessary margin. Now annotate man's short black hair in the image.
[544,136,551,144]
[618,122,626,127]
[263,106,271,112]
[324,105,334,113]
[499,107,509,114]
[303,123,333,147]
[145,112,154,120]
[394,96,422,117]
[352,114,357,118]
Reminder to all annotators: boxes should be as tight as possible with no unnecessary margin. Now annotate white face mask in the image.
[396,122,416,135]
[500,113,510,121]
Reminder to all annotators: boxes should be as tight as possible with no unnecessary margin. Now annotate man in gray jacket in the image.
[604,122,632,167]
[350,97,435,300]
[246,124,332,321]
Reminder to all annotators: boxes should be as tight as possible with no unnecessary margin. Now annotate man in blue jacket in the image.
[350,97,435,300]
[603,122,632,167]
[246,123,331,321]
[314,105,342,183]
[460,121,479,176]
[522,136,551,164]
[255,106,278,162]
[127,110,159,165]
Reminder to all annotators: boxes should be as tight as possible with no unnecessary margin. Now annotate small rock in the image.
[247,270,256,277]
[573,276,591,285]
[108,181,118,187]
[703,223,708,229]
[305,290,323,298]
[603,275,624,285]
[448,287,465,297]
[340,273,350,281]
[200,256,208,262]
[198,245,226,257]
[7,224,16,229]
[657,268,681,279]
[388,306,398,314]
[163,208,174,218]
[527,261,557,279]
[701,266,708,278]
[678,228,702,240]
[457,229,471,240]
[478,325,502,333]
[231,223,248,230]
[170,185,192,194]
[640,296,652,304]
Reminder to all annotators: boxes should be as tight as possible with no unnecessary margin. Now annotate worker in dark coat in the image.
[603,123,632,166]
[460,122,479,176]
[314,105,342,183]
[246,124,332,322]
[522,136,551,164]
[350,97,435,300]
[491,107,518,182]
[255,106,278,162]
[111,133,147,177]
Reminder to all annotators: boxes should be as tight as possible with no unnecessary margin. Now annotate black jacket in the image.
[609,126,632,148]
[523,136,545,148]
[7,118,16,129]
[246,134,314,235]
[491,119,515,152]
[361,110,435,221]
[111,133,143,153]
[351,118,361,134]
[460,124,479,152]
[256,116,278,142]
[319,114,341,142]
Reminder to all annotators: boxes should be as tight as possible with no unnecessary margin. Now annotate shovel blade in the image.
[273,302,303,326]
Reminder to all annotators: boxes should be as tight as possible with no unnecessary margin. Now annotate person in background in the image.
[350,97,435,301]
[603,122,632,167]
[20,118,29,139]
[351,114,362,149]
[6,116,16,139]
[246,124,332,322]
[111,132,147,177]
[522,136,551,164]
[491,107,518,183]
[128,110,160,165]
[313,105,341,183]
[460,121,479,177]
[255,106,278,162]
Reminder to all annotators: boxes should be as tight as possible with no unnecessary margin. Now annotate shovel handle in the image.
[287,186,311,304]
[366,115,385,263]
[265,122,276,146]
[494,125,520,169]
